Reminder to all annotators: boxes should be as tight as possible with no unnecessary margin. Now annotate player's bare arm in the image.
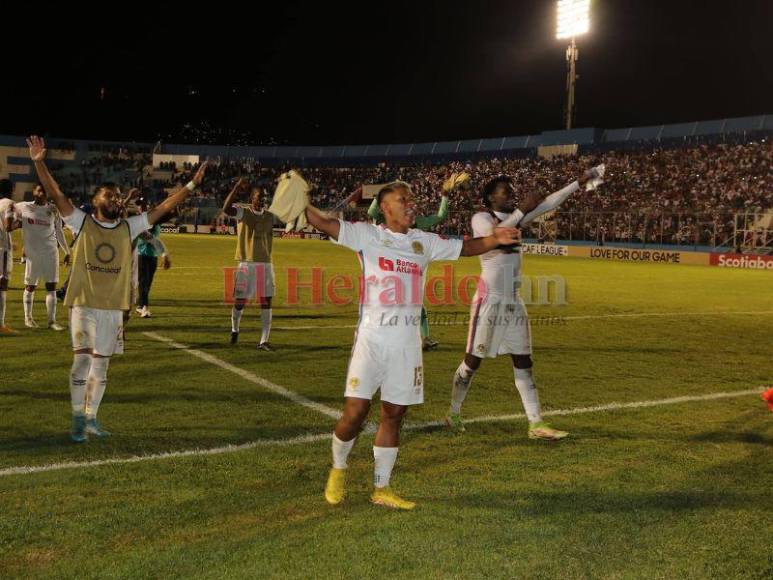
[27,136,74,218]
[304,205,341,240]
[221,177,247,217]
[147,161,209,226]
[460,227,522,256]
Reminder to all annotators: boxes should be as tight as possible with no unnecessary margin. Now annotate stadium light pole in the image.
[557,0,591,130]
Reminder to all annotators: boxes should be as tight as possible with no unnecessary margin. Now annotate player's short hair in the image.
[481,175,513,207]
[0,179,13,198]
[377,180,412,206]
[94,182,120,196]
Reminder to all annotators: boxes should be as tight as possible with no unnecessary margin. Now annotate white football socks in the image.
[514,367,542,424]
[85,357,110,419]
[0,290,6,326]
[332,433,356,469]
[231,307,243,333]
[23,289,33,321]
[260,308,272,344]
[373,446,399,488]
[450,361,476,414]
[46,291,57,324]
[69,354,91,414]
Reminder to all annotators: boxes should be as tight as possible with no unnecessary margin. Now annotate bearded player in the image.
[446,165,604,439]
[10,184,70,330]
[28,135,208,442]
[222,178,276,350]
[302,180,522,509]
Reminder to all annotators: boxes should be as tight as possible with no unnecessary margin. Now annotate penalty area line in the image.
[142,332,341,420]
[0,388,764,478]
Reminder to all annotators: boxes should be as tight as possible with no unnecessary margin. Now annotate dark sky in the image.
[3,0,771,145]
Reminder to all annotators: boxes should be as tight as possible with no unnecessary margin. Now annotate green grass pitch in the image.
[1,234,771,579]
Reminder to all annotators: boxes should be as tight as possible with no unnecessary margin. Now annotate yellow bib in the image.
[64,215,133,310]
[235,208,274,263]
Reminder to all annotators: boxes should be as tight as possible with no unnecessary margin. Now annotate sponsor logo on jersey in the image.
[412,241,424,255]
[379,257,395,271]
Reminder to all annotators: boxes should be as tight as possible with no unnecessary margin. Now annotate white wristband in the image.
[185,181,198,192]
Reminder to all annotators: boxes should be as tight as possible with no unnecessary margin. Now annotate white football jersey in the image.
[15,202,64,256]
[0,198,14,252]
[334,220,463,347]
[471,211,522,302]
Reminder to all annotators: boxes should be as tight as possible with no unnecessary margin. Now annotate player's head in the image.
[250,185,265,209]
[0,179,14,199]
[378,181,416,228]
[92,183,122,220]
[482,175,514,212]
[32,183,47,204]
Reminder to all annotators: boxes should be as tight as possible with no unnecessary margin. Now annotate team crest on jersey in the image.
[382,239,393,247]
[476,343,486,354]
[348,377,360,390]
[95,243,116,264]
[411,241,424,255]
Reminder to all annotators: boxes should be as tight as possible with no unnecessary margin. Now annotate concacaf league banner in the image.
[521,243,569,256]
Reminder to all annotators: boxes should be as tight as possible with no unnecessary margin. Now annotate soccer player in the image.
[367,179,455,351]
[304,180,522,509]
[446,166,603,439]
[27,135,208,442]
[0,179,16,335]
[221,178,276,350]
[10,184,70,330]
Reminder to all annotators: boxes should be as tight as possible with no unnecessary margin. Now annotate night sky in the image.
[3,0,771,145]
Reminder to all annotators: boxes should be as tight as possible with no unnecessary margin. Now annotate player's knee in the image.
[25,285,36,292]
[342,399,370,425]
[259,297,271,309]
[45,282,56,292]
[234,301,246,311]
[380,402,407,423]
[0,278,7,290]
[512,354,533,369]
[464,353,482,370]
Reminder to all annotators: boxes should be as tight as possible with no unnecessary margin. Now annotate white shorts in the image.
[24,252,59,285]
[70,306,124,356]
[233,262,275,301]
[0,248,12,279]
[466,296,532,359]
[345,336,424,406]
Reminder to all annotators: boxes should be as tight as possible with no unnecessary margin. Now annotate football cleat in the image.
[257,342,274,352]
[71,413,87,443]
[48,322,64,331]
[371,486,416,510]
[324,467,347,505]
[135,306,144,315]
[24,318,39,328]
[422,337,439,352]
[528,421,569,440]
[141,308,151,318]
[230,331,239,345]
[0,324,18,336]
[85,418,111,438]
[445,413,466,433]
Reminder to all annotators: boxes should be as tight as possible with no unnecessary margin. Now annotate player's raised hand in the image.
[192,160,209,185]
[63,254,71,267]
[493,227,521,246]
[27,136,47,161]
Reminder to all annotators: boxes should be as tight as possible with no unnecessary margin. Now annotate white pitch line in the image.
[0,388,764,478]
[272,310,773,331]
[143,332,341,420]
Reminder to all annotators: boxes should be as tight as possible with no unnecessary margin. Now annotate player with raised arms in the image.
[27,135,208,442]
[445,165,604,439]
[294,180,522,509]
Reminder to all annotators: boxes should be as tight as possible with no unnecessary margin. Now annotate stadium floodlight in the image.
[556,0,591,129]
[556,0,591,40]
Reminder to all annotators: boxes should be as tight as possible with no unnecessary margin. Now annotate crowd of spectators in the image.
[54,138,771,247]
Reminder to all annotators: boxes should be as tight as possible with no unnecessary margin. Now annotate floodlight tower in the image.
[557,0,591,130]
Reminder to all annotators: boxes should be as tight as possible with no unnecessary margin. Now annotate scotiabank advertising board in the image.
[709,253,773,270]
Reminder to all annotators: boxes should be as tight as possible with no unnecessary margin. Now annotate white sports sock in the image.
[450,361,476,414]
[373,446,399,488]
[46,291,57,324]
[514,367,542,424]
[231,307,243,333]
[332,433,356,469]
[85,357,110,419]
[69,354,91,414]
[260,308,272,344]
[0,290,6,325]
[23,289,34,320]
